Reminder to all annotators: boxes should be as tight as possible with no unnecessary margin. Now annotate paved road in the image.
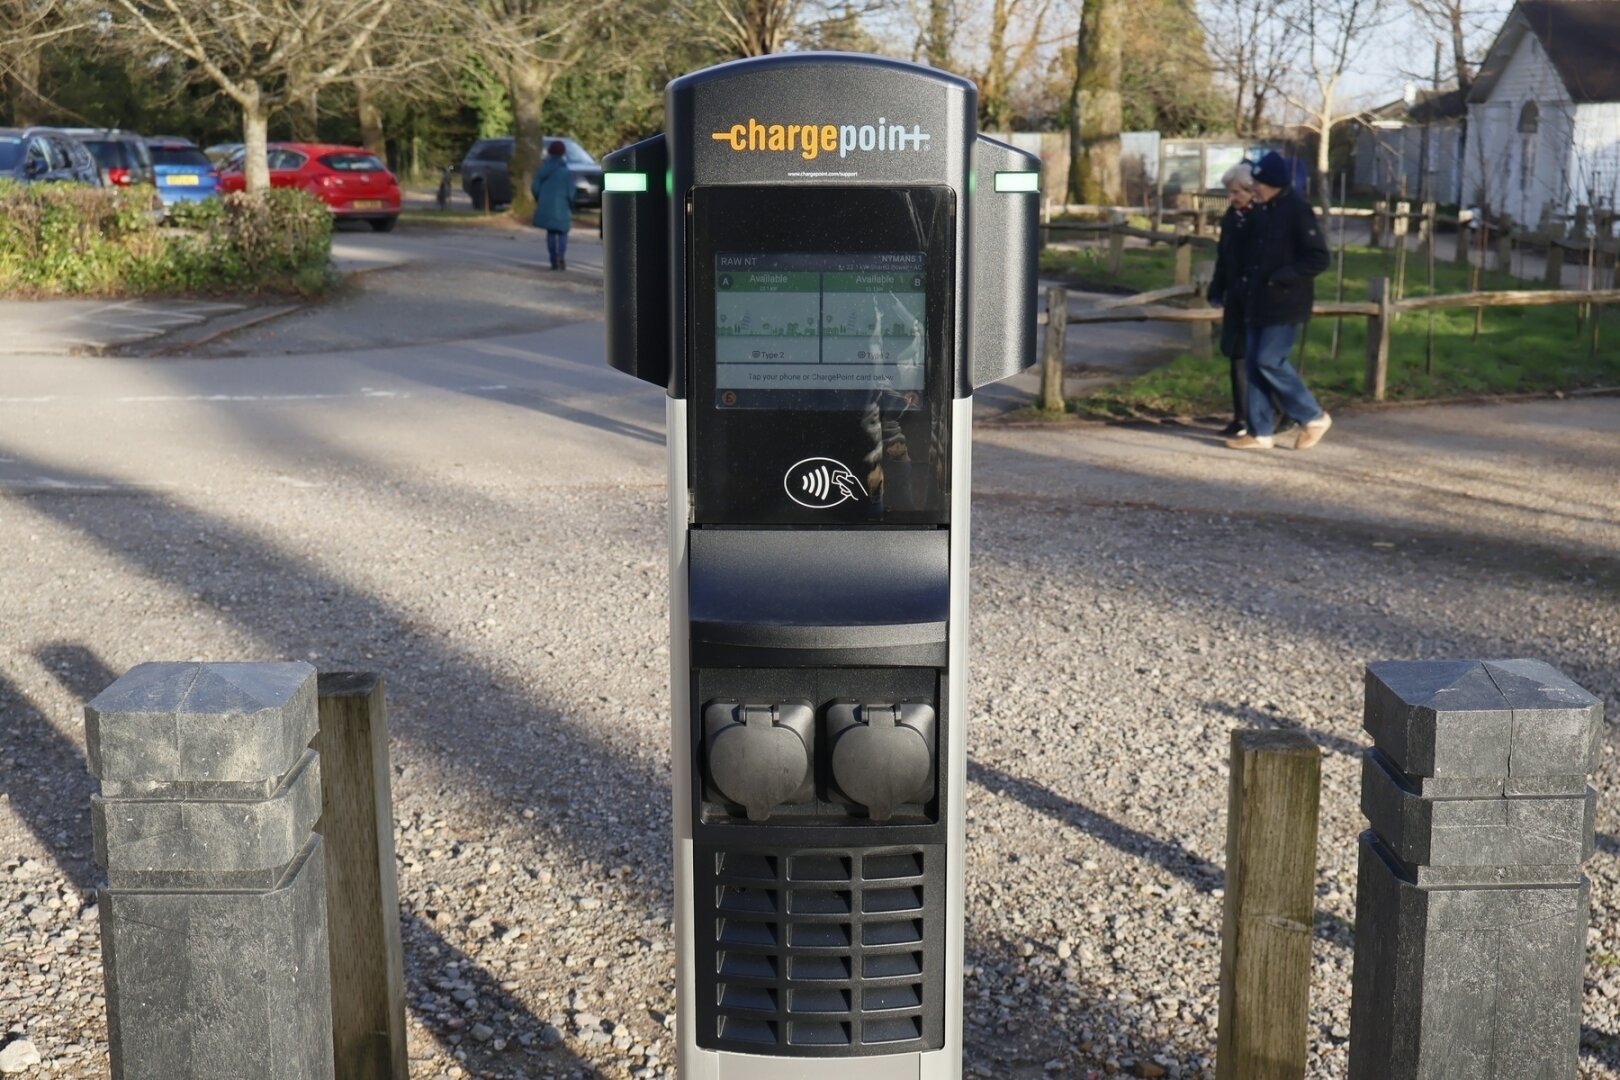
[4,237,1620,1079]
[0,297,247,355]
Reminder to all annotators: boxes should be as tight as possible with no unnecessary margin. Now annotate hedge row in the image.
[0,183,333,297]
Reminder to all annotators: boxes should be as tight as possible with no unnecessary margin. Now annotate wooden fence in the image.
[1034,199,1620,409]
[1036,280,1620,408]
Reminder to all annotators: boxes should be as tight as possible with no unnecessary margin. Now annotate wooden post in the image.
[1393,201,1411,301]
[1216,730,1321,1080]
[1174,225,1192,286]
[1366,277,1391,401]
[1371,199,1388,248]
[1191,260,1214,361]
[1419,201,1436,262]
[315,672,409,1080]
[1108,219,1125,276]
[1331,173,1349,360]
[1038,286,1068,412]
[1545,241,1565,289]
[1497,213,1514,276]
[1452,217,1472,268]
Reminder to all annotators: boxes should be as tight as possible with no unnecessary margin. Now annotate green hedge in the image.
[0,182,333,296]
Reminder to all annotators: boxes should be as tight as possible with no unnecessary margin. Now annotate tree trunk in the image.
[291,88,319,141]
[508,61,549,220]
[925,0,952,68]
[982,0,1011,132]
[1071,0,1122,204]
[7,47,42,126]
[243,94,272,195]
[358,83,385,158]
[1449,6,1471,94]
[1315,114,1332,209]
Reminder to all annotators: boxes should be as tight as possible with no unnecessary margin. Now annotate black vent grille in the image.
[695,843,946,1056]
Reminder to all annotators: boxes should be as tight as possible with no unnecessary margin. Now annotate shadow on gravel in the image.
[1202,700,1363,758]
[0,445,671,1074]
[970,760,1358,944]
[970,760,1222,892]
[964,929,1213,1078]
[974,437,1620,586]
[401,911,599,1079]
[0,645,117,894]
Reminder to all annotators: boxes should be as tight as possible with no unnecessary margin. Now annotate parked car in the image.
[458,136,602,210]
[146,137,220,207]
[218,142,400,230]
[60,128,155,188]
[204,142,242,166]
[0,127,102,186]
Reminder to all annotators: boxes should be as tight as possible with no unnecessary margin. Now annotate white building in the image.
[1462,0,1620,226]
[1353,88,1468,204]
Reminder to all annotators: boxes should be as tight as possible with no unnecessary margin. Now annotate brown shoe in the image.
[1224,434,1275,450]
[1295,412,1332,450]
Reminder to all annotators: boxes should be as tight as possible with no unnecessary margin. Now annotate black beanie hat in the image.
[1253,151,1290,188]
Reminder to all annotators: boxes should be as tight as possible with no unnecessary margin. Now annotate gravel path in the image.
[1,351,1617,1079]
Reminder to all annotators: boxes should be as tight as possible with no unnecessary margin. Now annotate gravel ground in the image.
[2,384,1618,1079]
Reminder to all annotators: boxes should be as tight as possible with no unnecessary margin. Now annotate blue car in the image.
[146,137,219,206]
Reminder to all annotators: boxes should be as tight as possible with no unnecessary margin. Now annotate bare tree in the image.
[106,0,442,191]
[1,0,86,125]
[678,0,810,56]
[1200,0,1301,135]
[1405,0,1509,94]
[1069,0,1122,203]
[469,0,629,216]
[1272,0,1394,203]
[920,0,957,67]
[979,0,1055,132]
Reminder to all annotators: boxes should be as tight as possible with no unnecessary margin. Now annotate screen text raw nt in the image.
[714,252,927,397]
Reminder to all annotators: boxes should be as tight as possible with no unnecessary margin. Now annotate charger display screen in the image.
[714,252,925,403]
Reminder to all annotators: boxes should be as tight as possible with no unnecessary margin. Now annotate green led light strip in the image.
[993,171,1039,193]
[603,172,648,193]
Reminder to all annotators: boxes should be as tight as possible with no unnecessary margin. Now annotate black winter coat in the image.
[1207,204,1253,359]
[1241,187,1331,327]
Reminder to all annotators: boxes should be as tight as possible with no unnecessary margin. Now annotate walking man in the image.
[1225,151,1334,451]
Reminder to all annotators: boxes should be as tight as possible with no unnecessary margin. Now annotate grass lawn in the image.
[1041,242,1620,419]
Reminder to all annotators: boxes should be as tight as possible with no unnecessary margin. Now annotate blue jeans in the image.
[1244,324,1324,437]
[546,229,568,266]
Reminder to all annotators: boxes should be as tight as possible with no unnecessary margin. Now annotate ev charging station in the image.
[602,53,1039,1079]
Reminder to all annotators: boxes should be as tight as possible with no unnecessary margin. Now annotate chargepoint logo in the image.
[785,457,868,509]
[711,117,930,162]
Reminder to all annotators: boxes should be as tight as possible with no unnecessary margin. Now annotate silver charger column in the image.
[1349,658,1602,1080]
[87,661,333,1080]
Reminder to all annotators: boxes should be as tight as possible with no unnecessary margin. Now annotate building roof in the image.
[1470,0,1620,104]
[1363,86,1468,127]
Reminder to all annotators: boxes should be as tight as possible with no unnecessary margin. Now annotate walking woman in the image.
[1207,162,1259,438]
[531,140,575,271]
[1224,151,1334,451]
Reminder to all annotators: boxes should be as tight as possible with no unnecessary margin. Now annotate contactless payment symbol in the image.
[785,457,868,509]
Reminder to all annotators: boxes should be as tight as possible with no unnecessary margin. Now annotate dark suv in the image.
[0,128,102,186]
[61,128,155,188]
[459,136,602,210]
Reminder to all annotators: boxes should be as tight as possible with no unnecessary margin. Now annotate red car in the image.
[219,143,400,231]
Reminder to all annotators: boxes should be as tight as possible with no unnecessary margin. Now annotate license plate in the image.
[353,199,383,210]
[166,174,199,186]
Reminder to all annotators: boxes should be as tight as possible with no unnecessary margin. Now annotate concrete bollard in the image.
[88,661,334,1080]
[1349,659,1601,1080]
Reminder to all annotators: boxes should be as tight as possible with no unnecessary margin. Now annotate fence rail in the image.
[1039,280,1620,405]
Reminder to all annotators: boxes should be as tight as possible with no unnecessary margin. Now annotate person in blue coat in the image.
[531,140,575,271]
